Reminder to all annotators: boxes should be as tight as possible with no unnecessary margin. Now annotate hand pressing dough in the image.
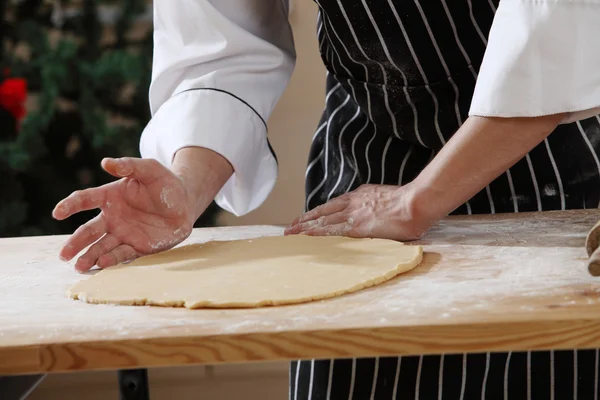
[68,235,423,309]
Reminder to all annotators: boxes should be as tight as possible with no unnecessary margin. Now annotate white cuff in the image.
[469,0,600,123]
[139,89,278,216]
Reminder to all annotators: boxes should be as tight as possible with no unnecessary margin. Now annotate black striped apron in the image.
[291,0,600,399]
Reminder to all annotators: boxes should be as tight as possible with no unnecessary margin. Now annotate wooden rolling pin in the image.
[587,220,600,276]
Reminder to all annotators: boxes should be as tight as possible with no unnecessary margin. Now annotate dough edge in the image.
[67,241,424,309]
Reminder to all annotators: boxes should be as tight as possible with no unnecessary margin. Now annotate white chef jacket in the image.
[139,0,600,217]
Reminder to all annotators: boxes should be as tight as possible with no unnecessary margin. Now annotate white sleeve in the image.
[469,0,600,123]
[139,0,295,216]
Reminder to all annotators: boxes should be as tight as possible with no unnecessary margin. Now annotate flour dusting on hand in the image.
[160,187,175,209]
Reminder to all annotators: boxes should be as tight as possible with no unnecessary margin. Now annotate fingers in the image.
[285,212,351,235]
[75,234,120,272]
[59,214,107,261]
[97,244,139,269]
[291,196,349,226]
[102,157,169,184]
[303,222,356,237]
[53,186,107,220]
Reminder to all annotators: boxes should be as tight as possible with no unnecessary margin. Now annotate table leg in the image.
[0,374,46,400]
[118,369,150,400]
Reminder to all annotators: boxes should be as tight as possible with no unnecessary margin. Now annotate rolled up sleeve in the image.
[469,0,600,123]
[140,0,295,216]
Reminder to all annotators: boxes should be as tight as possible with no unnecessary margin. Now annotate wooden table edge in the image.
[2,318,599,375]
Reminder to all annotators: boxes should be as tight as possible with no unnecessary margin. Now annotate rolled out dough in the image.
[68,235,423,309]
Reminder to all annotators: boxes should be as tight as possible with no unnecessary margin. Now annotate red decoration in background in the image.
[0,68,28,125]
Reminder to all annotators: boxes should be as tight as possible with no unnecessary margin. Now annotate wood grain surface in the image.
[1,210,599,375]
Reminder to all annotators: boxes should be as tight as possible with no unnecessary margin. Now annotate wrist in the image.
[175,167,209,222]
[171,147,234,222]
[403,180,447,234]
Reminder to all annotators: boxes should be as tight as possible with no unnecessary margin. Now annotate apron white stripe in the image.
[398,145,414,185]
[333,0,400,142]
[319,27,327,54]
[467,0,488,44]
[305,106,332,181]
[438,354,445,400]
[312,121,328,141]
[550,350,555,400]
[320,7,368,90]
[386,0,437,147]
[544,139,566,210]
[504,352,512,400]
[485,186,496,214]
[573,351,577,400]
[413,1,462,130]
[460,354,467,400]
[506,168,519,212]
[525,154,543,211]
[335,1,412,144]
[380,138,393,185]
[327,105,363,200]
[317,11,323,40]
[317,8,362,106]
[317,10,360,130]
[440,0,476,79]
[364,122,378,183]
[481,353,490,400]
[392,357,402,399]
[427,148,436,164]
[326,360,335,400]
[325,81,341,103]
[415,355,423,400]
[306,93,351,209]
[318,7,353,79]
[328,46,336,74]
[348,358,357,400]
[319,16,363,108]
[306,150,324,179]
[370,357,380,400]
[465,200,473,215]
[294,362,301,400]
[527,351,532,400]
[357,0,401,140]
[346,102,371,192]
[308,359,315,400]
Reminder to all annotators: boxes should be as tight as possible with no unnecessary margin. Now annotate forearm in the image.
[410,114,565,223]
[171,147,233,221]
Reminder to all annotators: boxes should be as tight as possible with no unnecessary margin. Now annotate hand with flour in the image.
[284,184,430,241]
[286,115,565,241]
[53,148,233,272]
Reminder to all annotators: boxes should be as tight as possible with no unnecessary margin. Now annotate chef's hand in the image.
[286,114,565,241]
[284,183,431,241]
[53,148,232,272]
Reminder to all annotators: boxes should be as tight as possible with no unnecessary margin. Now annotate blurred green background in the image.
[1,0,220,238]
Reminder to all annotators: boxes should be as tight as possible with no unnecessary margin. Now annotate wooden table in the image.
[1,210,599,379]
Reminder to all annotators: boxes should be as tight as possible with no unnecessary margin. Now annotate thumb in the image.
[101,157,172,183]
